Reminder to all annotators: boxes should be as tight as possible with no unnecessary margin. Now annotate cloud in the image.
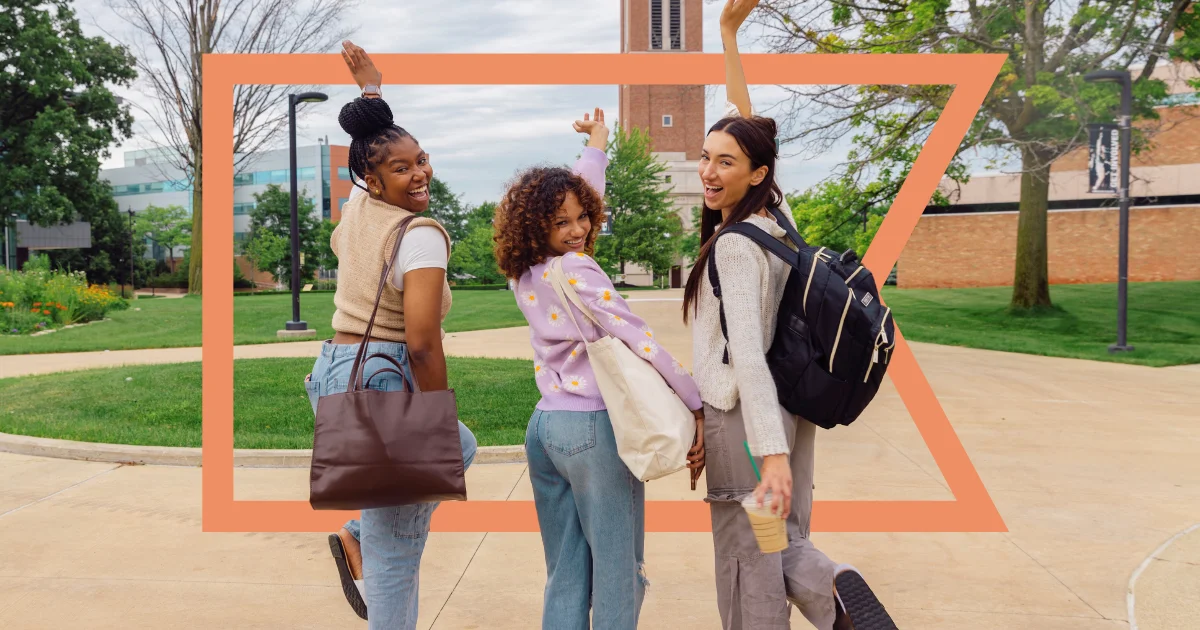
[76,0,860,205]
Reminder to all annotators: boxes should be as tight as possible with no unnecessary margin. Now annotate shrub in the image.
[0,267,127,335]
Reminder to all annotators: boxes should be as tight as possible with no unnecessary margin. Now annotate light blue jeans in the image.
[306,340,477,630]
[525,408,647,630]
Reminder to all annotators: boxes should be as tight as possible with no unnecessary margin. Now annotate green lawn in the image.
[0,357,538,448]
[0,290,526,356]
[880,281,1200,367]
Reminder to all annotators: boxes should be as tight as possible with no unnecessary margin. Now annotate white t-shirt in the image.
[347,185,448,290]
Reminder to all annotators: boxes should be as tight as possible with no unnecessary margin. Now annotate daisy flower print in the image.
[564,375,588,392]
[534,359,546,379]
[521,291,538,309]
[606,312,627,327]
[636,339,659,360]
[547,305,565,327]
[596,287,615,305]
[564,272,587,292]
[674,360,690,376]
[639,326,655,340]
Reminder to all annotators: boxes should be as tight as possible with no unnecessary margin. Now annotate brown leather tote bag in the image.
[309,216,468,510]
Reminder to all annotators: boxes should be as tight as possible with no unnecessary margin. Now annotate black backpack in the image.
[707,206,896,430]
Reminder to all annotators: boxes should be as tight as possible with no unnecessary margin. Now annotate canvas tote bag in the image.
[548,257,695,481]
[309,216,467,510]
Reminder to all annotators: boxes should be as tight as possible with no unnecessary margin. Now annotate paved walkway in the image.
[1,290,1198,628]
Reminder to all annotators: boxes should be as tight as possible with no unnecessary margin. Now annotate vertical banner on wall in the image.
[1087,123,1120,195]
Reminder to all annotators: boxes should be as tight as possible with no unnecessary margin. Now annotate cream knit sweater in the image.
[691,211,799,457]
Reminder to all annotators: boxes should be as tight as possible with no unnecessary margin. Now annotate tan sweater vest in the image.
[330,193,453,342]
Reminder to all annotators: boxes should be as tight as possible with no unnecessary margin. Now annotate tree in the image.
[427,179,471,243]
[243,230,289,283]
[105,0,360,295]
[446,201,501,283]
[787,179,886,258]
[750,0,1198,308]
[1,0,135,252]
[244,184,321,287]
[680,205,703,262]
[448,225,506,285]
[135,204,191,272]
[315,219,338,272]
[594,126,684,281]
[47,204,153,287]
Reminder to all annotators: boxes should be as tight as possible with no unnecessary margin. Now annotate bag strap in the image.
[347,215,419,392]
[547,256,604,342]
[706,216,802,365]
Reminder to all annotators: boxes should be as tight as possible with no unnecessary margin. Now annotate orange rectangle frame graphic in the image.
[202,52,1007,534]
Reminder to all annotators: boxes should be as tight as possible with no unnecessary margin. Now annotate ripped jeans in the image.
[525,408,647,630]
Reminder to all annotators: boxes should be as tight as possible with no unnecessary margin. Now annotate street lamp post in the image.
[4,213,16,271]
[281,91,328,338]
[1084,70,1134,354]
[127,208,136,299]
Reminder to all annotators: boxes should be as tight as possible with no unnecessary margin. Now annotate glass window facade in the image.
[232,167,318,188]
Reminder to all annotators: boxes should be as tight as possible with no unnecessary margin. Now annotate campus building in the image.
[618,0,706,288]
[97,142,354,285]
[900,60,1200,289]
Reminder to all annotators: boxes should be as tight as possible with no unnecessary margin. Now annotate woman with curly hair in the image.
[307,41,477,629]
[493,108,706,629]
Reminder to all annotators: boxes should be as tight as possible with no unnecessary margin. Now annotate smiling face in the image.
[364,135,432,212]
[546,191,591,256]
[699,130,769,212]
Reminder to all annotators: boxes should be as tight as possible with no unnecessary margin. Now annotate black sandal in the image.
[328,533,368,620]
[834,566,898,630]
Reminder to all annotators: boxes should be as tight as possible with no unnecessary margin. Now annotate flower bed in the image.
[0,263,129,335]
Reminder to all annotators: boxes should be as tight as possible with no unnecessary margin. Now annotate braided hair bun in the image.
[338,97,395,141]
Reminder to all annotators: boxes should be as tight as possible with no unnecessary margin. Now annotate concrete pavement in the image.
[1,290,1198,628]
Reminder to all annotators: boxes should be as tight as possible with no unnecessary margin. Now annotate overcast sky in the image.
[75,0,869,206]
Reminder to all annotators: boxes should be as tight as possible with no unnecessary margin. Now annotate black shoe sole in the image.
[835,570,898,630]
[328,533,368,620]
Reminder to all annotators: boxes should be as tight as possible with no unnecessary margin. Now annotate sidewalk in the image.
[2,339,1198,628]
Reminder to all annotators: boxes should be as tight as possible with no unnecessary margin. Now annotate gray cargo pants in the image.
[703,400,840,630]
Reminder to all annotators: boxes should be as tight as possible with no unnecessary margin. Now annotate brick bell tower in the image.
[619,0,706,160]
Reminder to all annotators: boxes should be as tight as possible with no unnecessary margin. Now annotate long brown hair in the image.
[682,115,785,322]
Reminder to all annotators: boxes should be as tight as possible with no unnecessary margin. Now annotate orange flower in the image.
[31,308,39,313]
[43,310,51,315]
[33,302,42,307]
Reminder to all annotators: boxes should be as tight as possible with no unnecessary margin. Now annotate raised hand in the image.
[341,40,383,92]
[719,0,760,36]
[573,108,609,151]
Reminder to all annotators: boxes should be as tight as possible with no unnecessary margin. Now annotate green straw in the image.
[743,440,762,482]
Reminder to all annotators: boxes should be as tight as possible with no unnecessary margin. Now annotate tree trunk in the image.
[188,160,203,294]
[1010,145,1053,309]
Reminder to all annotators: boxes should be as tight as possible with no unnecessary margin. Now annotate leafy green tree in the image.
[47,204,152,287]
[1,0,136,280]
[680,206,703,262]
[243,231,289,283]
[427,179,471,243]
[244,184,321,287]
[449,224,506,285]
[134,204,191,272]
[447,201,501,283]
[594,126,683,281]
[315,219,338,272]
[750,0,1197,308]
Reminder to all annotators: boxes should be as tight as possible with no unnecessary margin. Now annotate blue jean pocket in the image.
[304,376,320,415]
[544,411,598,457]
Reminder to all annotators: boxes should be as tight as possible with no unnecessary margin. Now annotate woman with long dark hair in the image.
[682,2,896,629]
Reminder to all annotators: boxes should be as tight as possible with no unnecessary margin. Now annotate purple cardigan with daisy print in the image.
[517,252,703,412]
[514,146,701,412]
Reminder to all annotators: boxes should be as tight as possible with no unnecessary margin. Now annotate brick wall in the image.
[897,206,1200,288]
[1054,104,1200,171]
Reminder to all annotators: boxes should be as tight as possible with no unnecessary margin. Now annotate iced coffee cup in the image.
[742,492,788,554]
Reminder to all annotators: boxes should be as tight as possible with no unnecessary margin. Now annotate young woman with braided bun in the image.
[306,41,477,628]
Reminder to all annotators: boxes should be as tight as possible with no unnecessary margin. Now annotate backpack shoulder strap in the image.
[705,220,800,365]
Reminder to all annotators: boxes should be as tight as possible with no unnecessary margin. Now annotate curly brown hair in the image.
[493,166,607,280]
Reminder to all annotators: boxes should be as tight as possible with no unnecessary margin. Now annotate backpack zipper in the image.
[863,307,892,383]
